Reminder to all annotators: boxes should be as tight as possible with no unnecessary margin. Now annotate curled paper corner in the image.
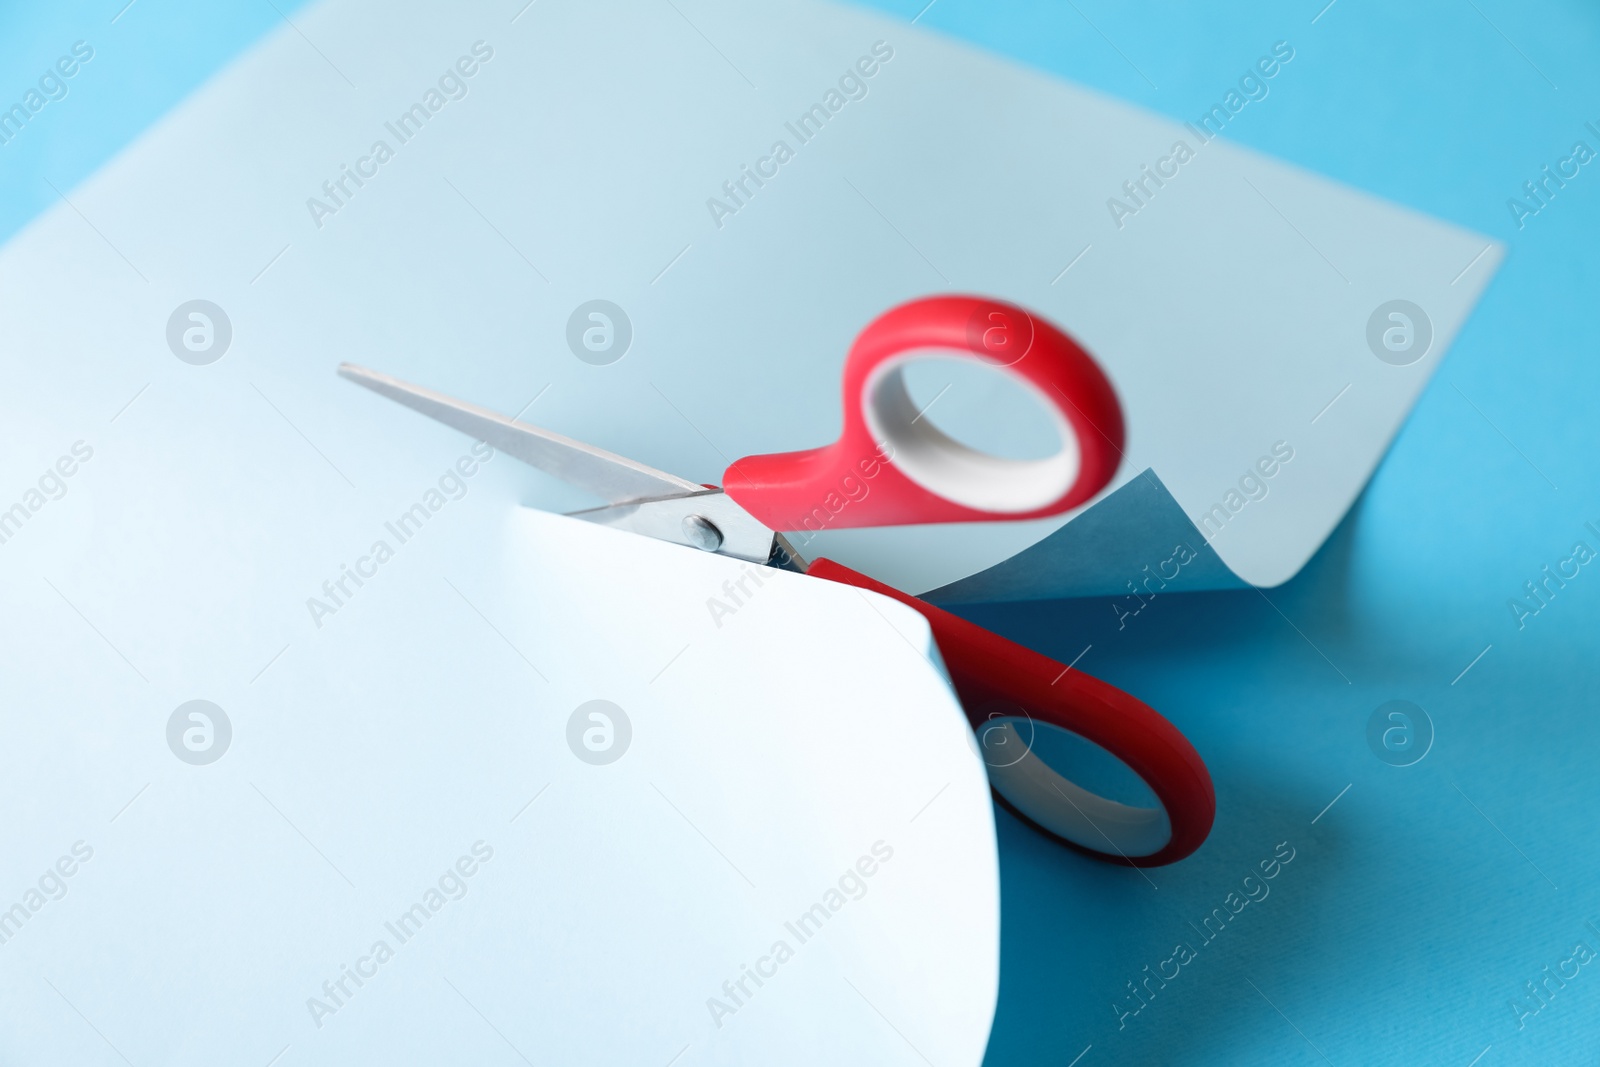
[925,470,1247,604]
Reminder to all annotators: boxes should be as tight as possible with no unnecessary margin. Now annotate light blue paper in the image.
[0,0,1500,601]
[926,469,1245,604]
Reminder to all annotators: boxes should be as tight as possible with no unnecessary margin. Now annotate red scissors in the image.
[339,295,1214,866]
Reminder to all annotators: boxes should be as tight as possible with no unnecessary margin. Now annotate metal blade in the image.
[565,488,785,565]
[338,363,703,505]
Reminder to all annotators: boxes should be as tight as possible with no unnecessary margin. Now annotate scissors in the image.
[339,294,1215,866]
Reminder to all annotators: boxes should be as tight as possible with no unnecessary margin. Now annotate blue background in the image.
[5,1,1598,1063]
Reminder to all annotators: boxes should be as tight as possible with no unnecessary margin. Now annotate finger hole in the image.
[977,715,1171,857]
[863,350,1081,514]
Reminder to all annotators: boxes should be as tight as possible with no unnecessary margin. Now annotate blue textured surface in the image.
[0,0,312,247]
[6,1,1599,1064]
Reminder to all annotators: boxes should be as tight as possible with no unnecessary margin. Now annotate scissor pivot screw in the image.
[681,514,724,552]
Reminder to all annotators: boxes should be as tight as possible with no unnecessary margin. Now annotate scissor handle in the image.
[722,295,1125,532]
[808,558,1215,866]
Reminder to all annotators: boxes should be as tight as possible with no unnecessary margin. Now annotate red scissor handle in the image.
[807,559,1215,866]
[723,295,1125,532]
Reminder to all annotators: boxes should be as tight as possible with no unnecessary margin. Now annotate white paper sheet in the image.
[0,484,998,1063]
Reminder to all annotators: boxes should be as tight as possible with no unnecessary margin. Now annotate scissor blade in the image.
[338,363,703,505]
[566,489,788,566]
